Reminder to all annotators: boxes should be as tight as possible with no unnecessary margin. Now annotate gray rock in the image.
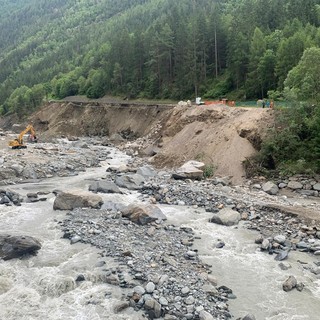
[199,310,214,320]
[53,190,103,210]
[311,267,320,275]
[133,286,145,295]
[279,262,291,270]
[212,177,230,186]
[296,241,310,250]
[209,207,241,226]
[242,314,256,320]
[283,276,297,292]
[186,250,197,257]
[261,239,270,250]
[298,190,318,197]
[172,161,204,180]
[164,314,178,319]
[158,275,169,286]
[287,181,303,190]
[154,300,162,318]
[184,296,195,305]
[89,181,122,194]
[0,234,41,260]
[313,183,320,191]
[159,297,168,306]
[136,165,157,178]
[0,195,10,204]
[274,250,289,261]
[115,173,145,190]
[144,297,156,310]
[101,201,125,212]
[181,287,190,295]
[10,164,24,175]
[274,235,286,244]
[207,275,218,286]
[262,181,279,195]
[202,284,218,296]
[121,204,166,225]
[296,283,305,291]
[252,184,262,189]
[145,282,156,293]
[113,301,130,313]
[109,133,125,143]
[70,235,82,244]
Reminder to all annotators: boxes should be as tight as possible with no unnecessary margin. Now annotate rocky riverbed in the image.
[0,135,320,320]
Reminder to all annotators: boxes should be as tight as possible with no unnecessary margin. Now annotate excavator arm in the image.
[9,125,37,149]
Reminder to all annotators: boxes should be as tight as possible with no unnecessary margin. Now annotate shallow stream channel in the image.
[0,146,319,320]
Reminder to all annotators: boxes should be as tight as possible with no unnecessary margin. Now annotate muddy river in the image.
[0,147,319,320]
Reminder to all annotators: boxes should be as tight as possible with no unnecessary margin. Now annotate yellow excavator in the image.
[9,124,38,149]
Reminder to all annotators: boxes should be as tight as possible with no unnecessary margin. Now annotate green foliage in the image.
[254,102,320,175]
[203,164,216,179]
[284,47,320,101]
[203,76,233,99]
[267,90,283,101]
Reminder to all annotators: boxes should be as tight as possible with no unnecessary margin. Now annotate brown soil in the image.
[151,104,274,184]
[1,100,274,185]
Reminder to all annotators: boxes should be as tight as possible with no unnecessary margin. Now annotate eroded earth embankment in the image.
[14,100,275,185]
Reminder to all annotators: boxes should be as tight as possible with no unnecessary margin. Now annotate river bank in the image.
[0,135,320,319]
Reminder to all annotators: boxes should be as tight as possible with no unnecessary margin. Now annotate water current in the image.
[0,147,319,320]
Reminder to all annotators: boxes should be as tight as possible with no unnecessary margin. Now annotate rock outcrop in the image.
[0,234,41,260]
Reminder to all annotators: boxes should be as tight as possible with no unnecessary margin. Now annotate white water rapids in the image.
[0,147,319,320]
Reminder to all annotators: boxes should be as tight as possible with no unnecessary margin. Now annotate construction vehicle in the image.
[9,124,37,149]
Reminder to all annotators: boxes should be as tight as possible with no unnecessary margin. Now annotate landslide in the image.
[17,101,274,185]
[151,104,274,184]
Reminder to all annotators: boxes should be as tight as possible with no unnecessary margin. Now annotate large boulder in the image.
[89,181,122,194]
[262,181,279,195]
[0,234,41,260]
[115,173,145,190]
[172,160,205,180]
[121,204,167,225]
[136,165,157,178]
[282,275,297,292]
[287,181,303,190]
[53,190,103,210]
[210,207,241,226]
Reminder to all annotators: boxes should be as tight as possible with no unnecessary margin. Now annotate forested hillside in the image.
[1,0,320,117]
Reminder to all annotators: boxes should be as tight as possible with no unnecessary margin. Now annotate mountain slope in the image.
[0,0,319,117]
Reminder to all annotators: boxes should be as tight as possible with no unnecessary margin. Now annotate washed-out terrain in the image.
[0,102,320,320]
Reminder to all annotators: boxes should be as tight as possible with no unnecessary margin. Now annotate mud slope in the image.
[151,104,274,184]
[30,101,174,138]
[28,102,274,184]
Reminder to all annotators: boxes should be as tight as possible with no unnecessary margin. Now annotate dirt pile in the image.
[4,101,274,185]
[150,104,274,184]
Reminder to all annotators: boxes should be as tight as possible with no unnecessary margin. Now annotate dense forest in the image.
[1,0,320,174]
[1,0,320,115]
